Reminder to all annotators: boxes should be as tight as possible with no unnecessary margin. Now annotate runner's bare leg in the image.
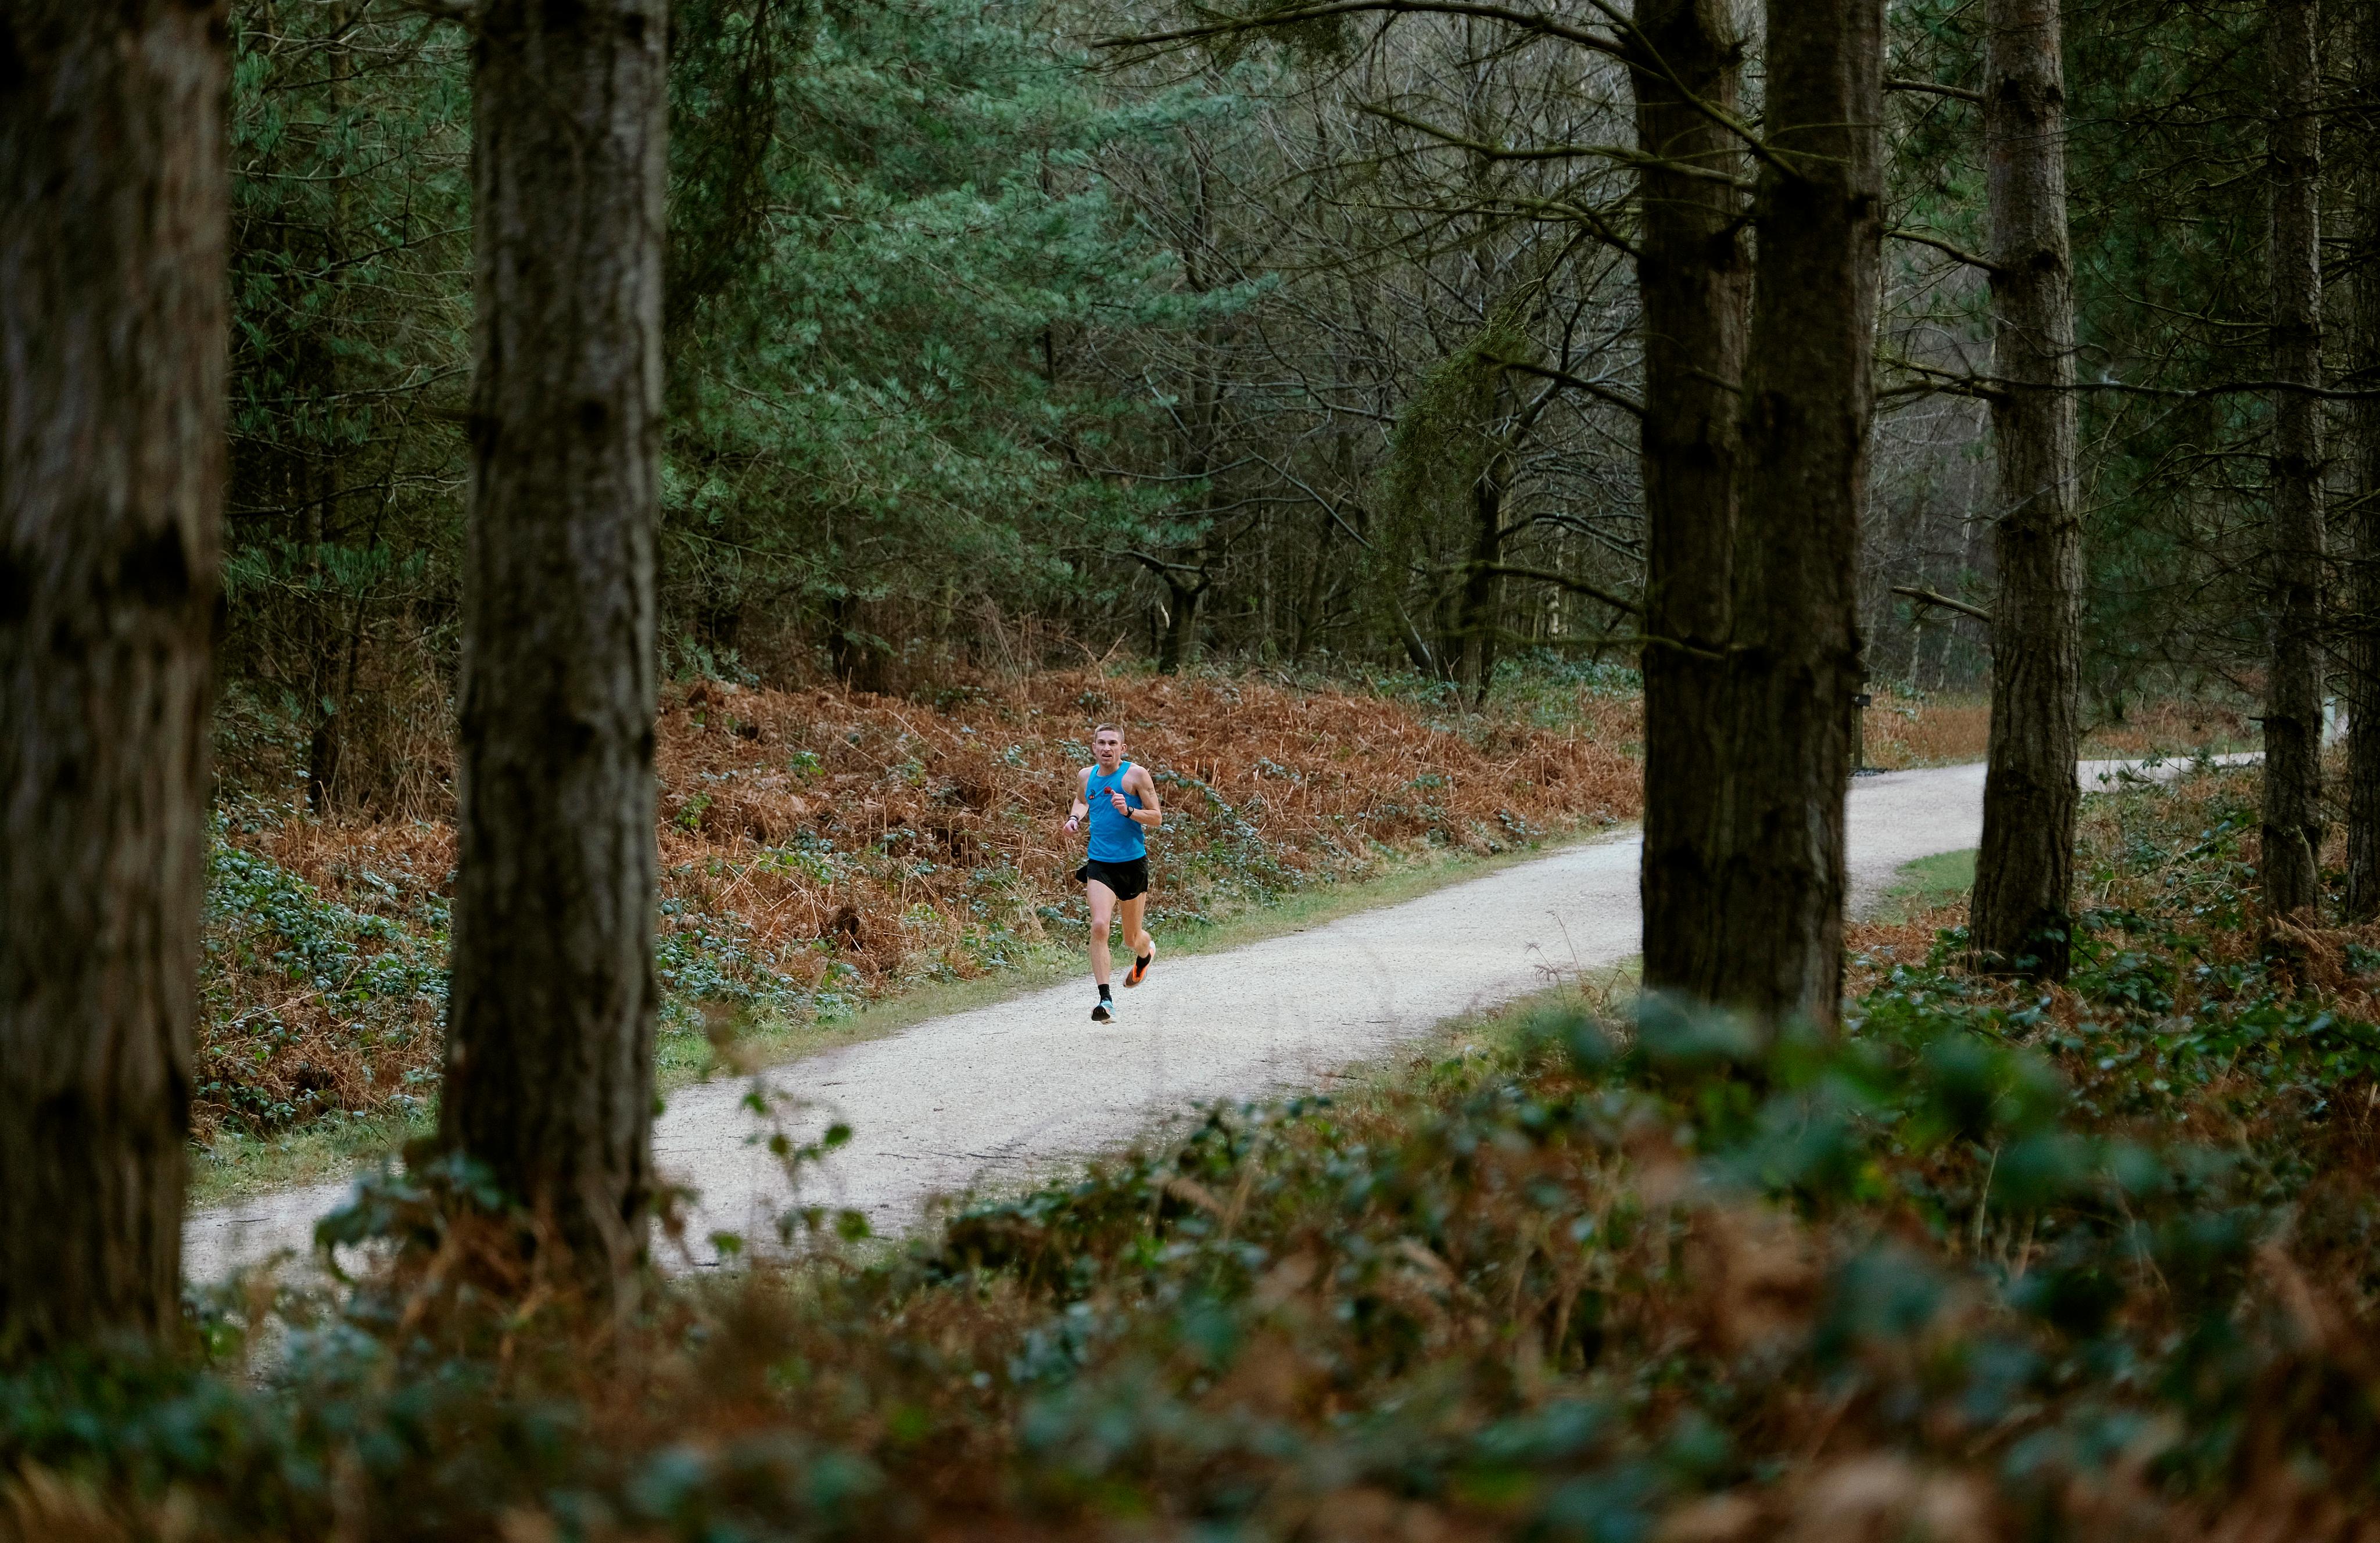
[1087,878,1117,987]
[1121,892,1153,974]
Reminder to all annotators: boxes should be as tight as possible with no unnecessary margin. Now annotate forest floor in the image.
[42,755,2380,1542]
[192,661,2250,1208]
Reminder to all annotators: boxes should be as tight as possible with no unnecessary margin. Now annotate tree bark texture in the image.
[1456,444,1511,706]
[1629,0,1751,1002]
[0,0,227,1352]
[442,0,667,1292]
[2347,5,2380,922]
[1707,0,1885,1027]
[1970,0,2084,978]
[2260,0,2325,919]
[1158,572,1206,673]
[2342,6,2380,924]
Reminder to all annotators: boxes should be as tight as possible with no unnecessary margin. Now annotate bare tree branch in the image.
[1096,0,1624,59]
[1882,364,2380,404]
[1886,76,1984,104]
[1098,0,1796,182]
[1359,103,1754,189]
[1893,584,1994,624]
[1478,562,1642,615]
[1888,226,2003,275]
[1481,354,1645,417]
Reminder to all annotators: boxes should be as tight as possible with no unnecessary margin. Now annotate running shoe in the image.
[1125,950,1155,988]
[1091,997,1114,1024]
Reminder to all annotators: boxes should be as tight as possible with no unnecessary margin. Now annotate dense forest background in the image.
[227,0,2331,819]
[33,0,2380,1533]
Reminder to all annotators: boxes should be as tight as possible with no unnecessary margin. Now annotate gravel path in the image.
[183,756,2223,1279]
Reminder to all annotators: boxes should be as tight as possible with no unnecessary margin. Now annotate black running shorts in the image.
[1075,856,1149,901]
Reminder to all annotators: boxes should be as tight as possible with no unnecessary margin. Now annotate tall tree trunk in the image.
[2261,0,2326,920]
[1156,565,1207,673]
[1708,0,1886,1027]
[1970,0,2084,978]
[0,0,227,1352]
[1457,447,1511,706]
[2347,5,2380,921]
[442,0,667,1296]
[1629,0,1751,1002]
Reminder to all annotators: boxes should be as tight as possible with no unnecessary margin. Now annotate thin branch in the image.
[1124,550,1211,586]
[1359,104,1753,189]
[1479,564,1642,616]
[1893,585,1994,625]
[1097,0,1623,59]
[1888,227,2003,274]
[1878,356,2010,404]
[1480,355,1646,417]
[1882,365,2380,404]
[1099,0,1794,181]
[1886,76,1985,105]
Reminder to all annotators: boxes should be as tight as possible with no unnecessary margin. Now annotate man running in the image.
[1062,724,1162,1022]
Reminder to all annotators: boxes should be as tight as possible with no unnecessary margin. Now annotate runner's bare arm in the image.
[1114,765,1162,828]
[1063,766,1090,833]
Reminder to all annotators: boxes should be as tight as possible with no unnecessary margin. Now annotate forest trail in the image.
[184,757,2230,1279]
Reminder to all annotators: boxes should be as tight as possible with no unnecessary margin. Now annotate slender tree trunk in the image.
[2261,0,2326,920]
[2348,6,2380,921]
[0,0,227,1353]
[1971,0,2084,978]
[1390,600,1439,676]
[1629,0,1751,1002]
[442,0,667,1296]
[1708,0,1886,1027]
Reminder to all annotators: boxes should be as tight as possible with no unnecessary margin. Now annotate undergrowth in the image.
[17,762,2380,1540]
[195,662,1650,1143]
[193,661,2139,1149]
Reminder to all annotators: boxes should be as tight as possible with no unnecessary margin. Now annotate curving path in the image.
[184,756,2230,1279]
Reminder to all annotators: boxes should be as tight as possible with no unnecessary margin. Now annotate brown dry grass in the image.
[192,669,2242,1143]
[198,668,1644,1138]
[1861,689,1992,768]
[1859,690,2255,770]
[647,668,1642,976]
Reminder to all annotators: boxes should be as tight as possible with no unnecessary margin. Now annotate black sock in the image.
[1099,983,1113,1000]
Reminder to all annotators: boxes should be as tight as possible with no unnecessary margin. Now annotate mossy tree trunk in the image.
[0,0,227,1354]
[441,0,667,1298]
[2347,6,2380,922]
[2260,0,2326,920]
[1971,0,2084,978]
[1707,0,1886,1028]
[1458,448,1510,709]
[1629,0,1751,1002]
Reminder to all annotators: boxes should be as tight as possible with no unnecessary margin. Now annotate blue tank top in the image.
[1085,761,1146,862]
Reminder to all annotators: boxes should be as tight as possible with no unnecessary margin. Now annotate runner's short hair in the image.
[1094,723,1123,738]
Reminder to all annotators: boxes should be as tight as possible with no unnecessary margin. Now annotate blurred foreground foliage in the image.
[16,765,2380,1540]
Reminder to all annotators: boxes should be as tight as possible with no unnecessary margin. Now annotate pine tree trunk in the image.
[0,0,227,1352]
[1708,0,1886,1027]
[2347,6,2380,922]
[1630,0,1751,1002]
[442,0,667,1295]
[1971,0,2084,978]
[2261,0,2325,920]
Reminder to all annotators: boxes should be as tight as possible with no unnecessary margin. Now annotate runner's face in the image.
[1094,731,1123,769]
